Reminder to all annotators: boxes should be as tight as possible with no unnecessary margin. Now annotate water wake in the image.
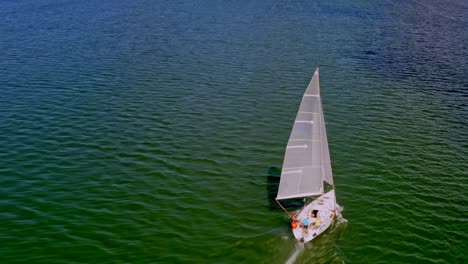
[335,204,348,224]
[285,243,304,264]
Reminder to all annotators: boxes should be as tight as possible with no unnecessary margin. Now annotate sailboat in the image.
[276,68,337,243]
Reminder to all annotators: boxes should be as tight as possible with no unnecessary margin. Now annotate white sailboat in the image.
[276,68,337,243]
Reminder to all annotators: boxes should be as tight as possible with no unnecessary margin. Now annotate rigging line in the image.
[268,0,281,15]
[380,0,462,23]
[406,0,462,22]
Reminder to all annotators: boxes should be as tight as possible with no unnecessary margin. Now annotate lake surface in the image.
[1,0,466,263]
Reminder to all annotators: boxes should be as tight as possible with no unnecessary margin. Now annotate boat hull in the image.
[291,190,336,243]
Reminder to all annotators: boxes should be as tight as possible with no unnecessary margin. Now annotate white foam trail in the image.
[335,204,348,224]
[285,243,304,264]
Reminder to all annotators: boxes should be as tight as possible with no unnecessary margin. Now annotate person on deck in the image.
[314,217,321,227]
[310,210,320,228]
[301,218,310,236]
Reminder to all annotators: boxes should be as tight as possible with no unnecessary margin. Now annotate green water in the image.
[0,0,466,263]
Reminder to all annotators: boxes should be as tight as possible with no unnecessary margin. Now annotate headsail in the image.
[276,68,333,200]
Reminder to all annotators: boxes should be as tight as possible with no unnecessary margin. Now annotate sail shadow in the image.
[267,167,281,210]
[267,167,304,210]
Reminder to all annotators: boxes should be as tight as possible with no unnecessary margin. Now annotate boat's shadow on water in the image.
[267,167,281,210]
[267,167,303,210]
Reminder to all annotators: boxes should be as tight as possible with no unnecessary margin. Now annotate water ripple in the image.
[1,0,466,263]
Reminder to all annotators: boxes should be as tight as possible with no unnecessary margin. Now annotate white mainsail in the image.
[276,68,333,200]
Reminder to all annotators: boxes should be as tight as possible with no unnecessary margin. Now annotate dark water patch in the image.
[1,0,467,263]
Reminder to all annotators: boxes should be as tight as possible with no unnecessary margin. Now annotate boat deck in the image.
[292,190,336,243]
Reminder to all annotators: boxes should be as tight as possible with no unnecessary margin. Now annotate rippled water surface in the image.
[1,0,466,263]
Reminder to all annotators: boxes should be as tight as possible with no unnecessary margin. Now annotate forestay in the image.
[276,69,333,200]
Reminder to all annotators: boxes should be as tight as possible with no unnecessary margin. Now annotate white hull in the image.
[292,190,336,243]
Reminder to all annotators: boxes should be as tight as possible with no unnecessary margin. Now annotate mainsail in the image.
[276,68,333,200]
